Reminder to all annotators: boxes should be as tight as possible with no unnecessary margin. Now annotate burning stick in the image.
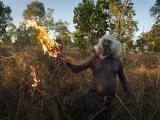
[23,18,60,57]
[22,18,64,90]
[22,18,64,91]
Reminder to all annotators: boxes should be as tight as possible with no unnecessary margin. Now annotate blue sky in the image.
[2,0,156,38]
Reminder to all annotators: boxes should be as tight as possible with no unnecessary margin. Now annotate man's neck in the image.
[99,54,113,60]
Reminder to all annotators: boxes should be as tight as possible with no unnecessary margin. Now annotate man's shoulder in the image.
[90,55,100,61]
[114,58,121,62]
[83,55,98,64]
[86,55,98,60]
[111,58,122,66]
[113,58,123,68]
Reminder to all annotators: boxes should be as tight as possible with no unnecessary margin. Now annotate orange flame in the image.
[29,66,39,88]
[23,18,60,57]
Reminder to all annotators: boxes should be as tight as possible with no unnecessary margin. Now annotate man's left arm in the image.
[117,60,132,99]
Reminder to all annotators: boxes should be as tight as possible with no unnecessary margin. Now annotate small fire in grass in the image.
[29,65,39,88]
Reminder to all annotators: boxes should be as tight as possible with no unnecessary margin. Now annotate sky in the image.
[1,0,156,39]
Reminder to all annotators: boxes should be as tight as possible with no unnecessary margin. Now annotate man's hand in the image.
[57,53,66,65]
[104,96,114,106]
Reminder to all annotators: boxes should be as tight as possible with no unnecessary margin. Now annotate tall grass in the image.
[0,47,160,120]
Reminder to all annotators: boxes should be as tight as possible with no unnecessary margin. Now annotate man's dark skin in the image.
[65,40,132,99]
[66,55,131,98]
[62,40,132,119]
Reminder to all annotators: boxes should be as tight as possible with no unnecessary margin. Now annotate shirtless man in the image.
[63,34,133,120]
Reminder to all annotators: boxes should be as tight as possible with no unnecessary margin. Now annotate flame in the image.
[29,65,39,88]
[23,18,60,57]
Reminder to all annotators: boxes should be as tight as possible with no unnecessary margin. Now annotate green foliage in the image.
[2,33,12,45]
[109,0,138,51]
[125,40,134,52]
[28,26,40,46]
[42,8,54,32]
[14,25,30,47]
[17,1,45,47]
[23,1,54,31]
[135,36,147,53]
[22,1,46,21]
[14,24,40,47]
[145,25,160,53]
[17,2,55,47]
[135,25,160,53]
[2,23,16,45]
[73,0,112,54]
[150,0,160,25]
[73,31,89,54]
[0,1,12,40]
[54,20,71,48]
[18,1,72,49]
[136,0,160,53]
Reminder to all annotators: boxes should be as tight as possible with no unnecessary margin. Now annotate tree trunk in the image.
[118,18,121,42]
[3,38,6,56]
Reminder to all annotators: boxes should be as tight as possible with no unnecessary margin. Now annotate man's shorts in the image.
[87,89,114,120]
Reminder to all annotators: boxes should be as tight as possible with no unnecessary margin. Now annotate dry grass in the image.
[0,47,160,120]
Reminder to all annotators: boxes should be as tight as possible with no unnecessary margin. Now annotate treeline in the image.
[0,1,72,49]
[0,0,160,54]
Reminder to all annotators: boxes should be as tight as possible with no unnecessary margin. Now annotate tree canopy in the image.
[150,0,160,25]
[0,1,12,40]
[22,1,46,21]
[73,0,113,54]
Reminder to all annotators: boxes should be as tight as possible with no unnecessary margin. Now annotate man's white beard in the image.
[94,45,111,59]
[99,54,106,59]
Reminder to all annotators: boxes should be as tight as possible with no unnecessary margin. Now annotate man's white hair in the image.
[94,34,122,58]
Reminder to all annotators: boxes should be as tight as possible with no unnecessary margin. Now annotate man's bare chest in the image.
[91,58,119,73]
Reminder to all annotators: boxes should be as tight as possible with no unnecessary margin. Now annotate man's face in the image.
[101,39,112,57]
